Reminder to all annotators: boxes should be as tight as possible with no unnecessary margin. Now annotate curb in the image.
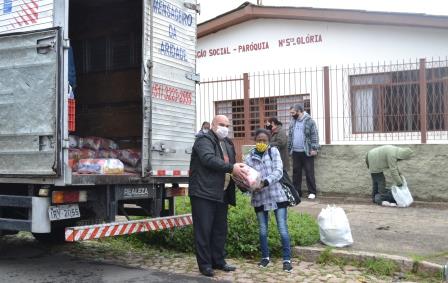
[293,246,443,277]
[313,194,448,209]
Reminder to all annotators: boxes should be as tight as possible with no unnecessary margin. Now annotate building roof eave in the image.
[198,3,448,38]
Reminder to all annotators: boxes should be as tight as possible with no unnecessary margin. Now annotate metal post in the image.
[323,66,331,144]
[419,59,427,144]
[243,73,251,140]
[259,98,265,128]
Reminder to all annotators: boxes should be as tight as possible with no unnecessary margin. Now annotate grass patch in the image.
[362,258,399,276]
[410,251,448,262]
[317,247,347,267]
[130,192,319,258]
[316,248,442,282]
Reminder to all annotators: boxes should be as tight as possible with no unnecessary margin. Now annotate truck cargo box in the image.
[0,0,198,185]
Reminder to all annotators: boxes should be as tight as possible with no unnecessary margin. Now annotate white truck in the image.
[0,0,199,242]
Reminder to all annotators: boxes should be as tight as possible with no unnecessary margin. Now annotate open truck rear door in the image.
[142,0,198,177]
[0,28,62,177]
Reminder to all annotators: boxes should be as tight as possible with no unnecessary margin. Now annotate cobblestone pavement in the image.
[1,233,419,282]
[63,241,404,283]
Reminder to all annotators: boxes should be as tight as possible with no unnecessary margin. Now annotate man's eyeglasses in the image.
[218,123,230,128]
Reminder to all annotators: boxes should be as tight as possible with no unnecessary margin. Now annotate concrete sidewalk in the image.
[292,196,448,265]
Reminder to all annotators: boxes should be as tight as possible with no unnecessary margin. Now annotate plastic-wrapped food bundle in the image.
[118,149,141,167]
[77,159,124,174]
[124,163,142,174]
[69,135,82,148]
[231,164,261,192]
[81,136,119,151]
[69,148,97,160]
[97,149,120,159]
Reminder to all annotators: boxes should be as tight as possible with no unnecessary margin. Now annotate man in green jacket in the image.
[366,145,413,205]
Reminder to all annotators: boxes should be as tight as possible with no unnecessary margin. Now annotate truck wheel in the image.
[32,222,70,244]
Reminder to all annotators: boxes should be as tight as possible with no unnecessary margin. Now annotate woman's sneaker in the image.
[283,261,292,272]
[258,258,270,268]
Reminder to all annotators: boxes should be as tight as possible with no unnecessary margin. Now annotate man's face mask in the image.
[216,125,229,139]
[255,142,268,153]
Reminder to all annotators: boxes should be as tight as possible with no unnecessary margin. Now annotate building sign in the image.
[278,34,323,48]
[197,33,323,59]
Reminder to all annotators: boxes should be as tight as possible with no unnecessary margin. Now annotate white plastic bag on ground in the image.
[318,205,354,247]
[391,176,413,207]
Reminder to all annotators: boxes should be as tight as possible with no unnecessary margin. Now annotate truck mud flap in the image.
[65,213,192,242]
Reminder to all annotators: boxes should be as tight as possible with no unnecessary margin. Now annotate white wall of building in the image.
[196,18,448,144]
[197,19,448,76]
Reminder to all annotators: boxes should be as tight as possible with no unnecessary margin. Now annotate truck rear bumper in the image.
[0,195,50,233]
[65,213,192,242]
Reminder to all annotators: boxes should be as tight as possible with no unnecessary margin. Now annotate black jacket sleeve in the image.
[194,136,233,173]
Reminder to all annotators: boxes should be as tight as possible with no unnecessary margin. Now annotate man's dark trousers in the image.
[190,196,228,272]
[371,172,396,204]
[292,151,317,196]
[371,172,385,202]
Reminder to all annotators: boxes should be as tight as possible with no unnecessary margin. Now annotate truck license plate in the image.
[48,204,80,221]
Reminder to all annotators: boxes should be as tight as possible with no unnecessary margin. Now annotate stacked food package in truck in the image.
[69,136,142,174]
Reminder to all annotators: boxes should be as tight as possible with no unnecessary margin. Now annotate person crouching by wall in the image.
[244,128,293,272]
[366,145,413,206]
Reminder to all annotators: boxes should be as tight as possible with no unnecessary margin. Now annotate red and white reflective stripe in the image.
[151,170,189,177]
[65,214,193,242]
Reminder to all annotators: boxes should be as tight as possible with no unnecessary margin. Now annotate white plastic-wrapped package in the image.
[76,159,124,174]
[232,164,261,192]
[318,205,354,247]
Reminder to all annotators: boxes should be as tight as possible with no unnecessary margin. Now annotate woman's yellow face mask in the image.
[255,142,268,152]
[255,132,269,152]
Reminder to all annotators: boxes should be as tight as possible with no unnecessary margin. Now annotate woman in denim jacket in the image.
[244,128,292,272]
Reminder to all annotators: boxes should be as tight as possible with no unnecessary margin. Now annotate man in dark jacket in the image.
[189,115,247,277]
[288,103,320,199]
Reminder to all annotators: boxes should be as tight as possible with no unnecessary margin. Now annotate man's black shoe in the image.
[213,264,236,272]
[199,267,214,277]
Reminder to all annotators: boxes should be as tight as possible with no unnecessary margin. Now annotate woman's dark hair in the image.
[201,121,210,127]
[254,128,271,141]
[267,117,282,126]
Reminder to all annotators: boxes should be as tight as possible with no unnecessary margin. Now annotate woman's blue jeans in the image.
[256,207,291,261]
